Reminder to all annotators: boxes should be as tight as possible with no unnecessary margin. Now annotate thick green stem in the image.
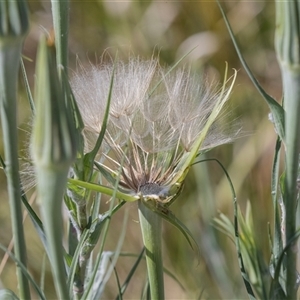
[37,168,70,300]
[282,68,300,299]
[0,45,31,300]
[138,201,164,300]
[275,1,300,297]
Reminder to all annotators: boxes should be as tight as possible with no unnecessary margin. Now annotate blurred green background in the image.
[0,1,282,299]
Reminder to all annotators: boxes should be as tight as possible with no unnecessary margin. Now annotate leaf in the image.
[20,58,35,114]
[269,228,300,299]
[269,138,284,279]
[82,61,115,182]
[206,158,256,299]
[114,248,145,300]
[68,178,139,202]
[217,0,285,142]
[142,198,200,256]
[0,244,46,300]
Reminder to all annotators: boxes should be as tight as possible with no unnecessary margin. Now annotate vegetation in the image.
[0,1,299,299]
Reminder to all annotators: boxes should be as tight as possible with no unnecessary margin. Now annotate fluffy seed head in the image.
[71,57,239,202]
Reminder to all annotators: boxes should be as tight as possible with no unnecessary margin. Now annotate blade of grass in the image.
[115,248,145,300]
[0,2,31,297]
[216,0,285,142]
[0,244,46,300]
[200,158,256,299]
[20,58,35,114]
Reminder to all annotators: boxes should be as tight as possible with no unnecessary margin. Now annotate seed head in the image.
[71,58,238,203]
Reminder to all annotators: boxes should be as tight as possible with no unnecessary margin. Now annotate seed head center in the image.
[139,182,165,196]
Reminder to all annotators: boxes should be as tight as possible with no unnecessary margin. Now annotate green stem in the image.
[37,168,70,300]
[282,68,300,299]
[138,201,164,300]
[51,0,69,75]
[0,45,31,300]
[275,2,300,297]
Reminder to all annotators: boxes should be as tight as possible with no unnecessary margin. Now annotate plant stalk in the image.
[282,68,300,299]
[138,200,164,300]
[37,168,70,300]
[0,44,31,300]
[51,0,69,75]
[275,1,300,297]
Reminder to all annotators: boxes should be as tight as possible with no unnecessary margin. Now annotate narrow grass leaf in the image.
[20,58,35,114]
[202,158,256,299]
[83,64,115,182]
[0,244,46,300]
[113,264,123,300]
[216,0,285,142]
[270,138,283,279]
[143,199,199,256]
[115,248,145,300]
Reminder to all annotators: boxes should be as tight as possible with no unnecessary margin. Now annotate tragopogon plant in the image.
[68,57,239,298]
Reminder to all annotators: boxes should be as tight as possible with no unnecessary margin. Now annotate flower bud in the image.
[31,37,77,171]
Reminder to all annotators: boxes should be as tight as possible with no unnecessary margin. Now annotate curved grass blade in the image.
[115,248,145,300]
[216,0,285,142]
[199,158,256,299]
[142,198,200,256]
[0,244,46,300]
[0,155,44,231]
[113,263,123,300]
[0,154,47,255]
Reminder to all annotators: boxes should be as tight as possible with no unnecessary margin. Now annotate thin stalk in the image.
[51,0,69,75]
[138,201,164,300]
[0,45,31,300]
